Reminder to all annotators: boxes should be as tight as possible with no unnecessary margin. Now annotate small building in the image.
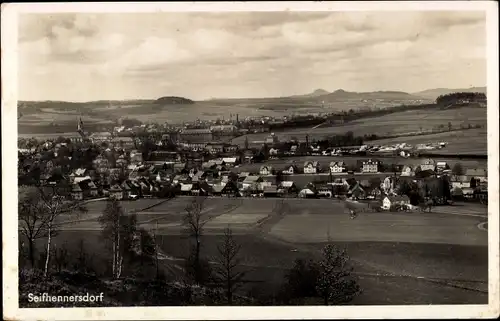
[222,157,238,167]
[400,165,414,177]
[242,175,263,190]
[299,185,317,198]
[303,161,320,174]
[260,165,273,176]
[317,185,333,198]
[180,183,193,195]
[361,159,380,173]
[329,161,346,174]
[263,186,279,197]
[278,181,299,196]
[282,164,299,175]
[109,184,123,200]
[382,195,411,210]
[436,161,449,172]
[71,183,83,200]
[205,143,225,154]
[221,181,240,197]
[265,133,280,145]
[420,159,436,172]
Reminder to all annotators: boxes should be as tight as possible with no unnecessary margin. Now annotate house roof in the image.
[212,184,225,193]
[300,187,316,194]
[280,181,295,188]
[330,161,345,167]
[243,176,261,183]
[180,184,193,192]
[74,176,92,183]
[222,157,237,163]
[436,161,447,166]
[304,161,319,167]
[263,186,278,193]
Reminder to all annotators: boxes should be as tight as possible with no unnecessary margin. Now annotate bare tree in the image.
[98,198,138,279]
[28,185,87,277]
[213,226,246,305]
[183,196,208,284]
[316,244,360,305]
[18,186,50,267]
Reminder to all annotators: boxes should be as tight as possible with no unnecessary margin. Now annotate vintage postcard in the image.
[2,1,499,320]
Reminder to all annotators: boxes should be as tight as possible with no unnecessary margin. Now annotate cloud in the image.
[18,11,487,101]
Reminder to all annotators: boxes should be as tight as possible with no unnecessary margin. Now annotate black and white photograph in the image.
[2,1,499,320]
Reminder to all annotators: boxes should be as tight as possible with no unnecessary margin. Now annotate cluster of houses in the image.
[19,131,488,209]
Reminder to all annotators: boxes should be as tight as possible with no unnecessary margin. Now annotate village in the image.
[18,121,488,212]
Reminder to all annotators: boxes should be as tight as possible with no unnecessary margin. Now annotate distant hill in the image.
[155,96,194,105]
[292,89,331,98]
[315,89,427,102]
[412,87,486,100]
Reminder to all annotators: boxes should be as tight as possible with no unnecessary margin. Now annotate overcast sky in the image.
[18,11,486,101]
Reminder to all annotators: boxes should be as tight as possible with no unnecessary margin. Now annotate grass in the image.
[22,197,488,305]
[231,106,486,149]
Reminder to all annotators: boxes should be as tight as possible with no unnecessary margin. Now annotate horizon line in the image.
[17,85,487,104]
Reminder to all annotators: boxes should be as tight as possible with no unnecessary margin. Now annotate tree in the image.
[33,185,87,277]
[316,244,360,305]
[470,177,478,188]
[285,259,320,301]
[452,162,464,177]
[18,186,50,268]
[183,196,208,284]
[213,227,246,305]
[244,136,249,150]
[98,198,138,279]
[448,122,452,131]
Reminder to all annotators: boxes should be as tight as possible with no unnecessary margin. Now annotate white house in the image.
[401,165,414,177]
[329,161,346,173]
[382,195,411,210]
[282,165,299,175]
[362,159,380,173]
[303,161,320,174]
[259,165,273,176]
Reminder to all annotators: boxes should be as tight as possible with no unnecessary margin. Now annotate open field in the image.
[26,197,488,304]
[231,106,487,147]
[367,128,487,155]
